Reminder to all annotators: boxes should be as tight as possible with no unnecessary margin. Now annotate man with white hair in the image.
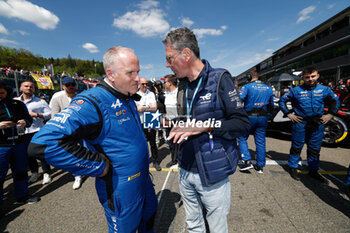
[28,47,158,233]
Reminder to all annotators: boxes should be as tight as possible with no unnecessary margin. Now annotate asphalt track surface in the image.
[1,132,349,233]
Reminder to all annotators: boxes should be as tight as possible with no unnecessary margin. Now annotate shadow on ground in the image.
[0,168,82,229]
[154,189,182,233]
[280,162,350,218]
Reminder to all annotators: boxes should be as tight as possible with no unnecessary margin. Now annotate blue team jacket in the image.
[240,80,273,114]
[28,80,153,217]
[279,84,339,117]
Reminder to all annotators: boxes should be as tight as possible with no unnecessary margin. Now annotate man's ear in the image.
[106,68,115,82]
[182,48,192,62]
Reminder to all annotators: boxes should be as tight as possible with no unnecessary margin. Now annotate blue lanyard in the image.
[3,102,15,145]
[185,77,203,116]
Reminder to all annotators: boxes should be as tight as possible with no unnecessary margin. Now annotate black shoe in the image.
[166,161,177,168]
[255,165,263,174]
[153,163,161,171]
[308,170,328,184]
[290,168,300,181]
[239,160,254,171]
[16,195,40,205]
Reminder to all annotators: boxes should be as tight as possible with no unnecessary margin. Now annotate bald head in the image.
[139,77,148,93]
[103,46,140,95]
[103,46,135,73]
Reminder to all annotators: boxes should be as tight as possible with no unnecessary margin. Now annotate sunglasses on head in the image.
[65,83,76,87]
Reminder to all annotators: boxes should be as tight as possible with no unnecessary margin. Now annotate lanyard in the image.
[185,77,203,116]
[2,102,15,145]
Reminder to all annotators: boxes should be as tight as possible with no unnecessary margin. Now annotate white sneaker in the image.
[42,173,52,184]
[28,172,40,184]
[72,176,82,190]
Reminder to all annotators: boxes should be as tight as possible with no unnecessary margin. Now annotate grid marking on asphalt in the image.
[149,161,348,175]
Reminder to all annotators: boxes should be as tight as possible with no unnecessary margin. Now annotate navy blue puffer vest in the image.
[177,60,238,187]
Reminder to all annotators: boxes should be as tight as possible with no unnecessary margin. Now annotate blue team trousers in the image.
[98,174,158,233]
[288,121,325,170]
[0,143,29,206]
[238,116,268,167]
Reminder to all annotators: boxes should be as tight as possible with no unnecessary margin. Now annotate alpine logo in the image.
[111,99,122,109]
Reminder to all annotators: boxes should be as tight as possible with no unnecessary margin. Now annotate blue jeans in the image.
[178,168,230,233]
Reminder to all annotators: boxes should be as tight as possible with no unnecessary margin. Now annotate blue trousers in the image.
[98,175,158,233]
[238,116,268,167]
[0,143,29,206]
[288,121,325,170]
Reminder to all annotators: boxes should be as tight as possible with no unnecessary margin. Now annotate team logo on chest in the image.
[111,99,122,109]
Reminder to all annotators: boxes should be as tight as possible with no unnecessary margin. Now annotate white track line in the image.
[157,168,172,203]
[239,160,308,165]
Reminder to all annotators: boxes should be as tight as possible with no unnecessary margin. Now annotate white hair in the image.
[103,46,134,72]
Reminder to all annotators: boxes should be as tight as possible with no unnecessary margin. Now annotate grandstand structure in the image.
[235,6,350,85]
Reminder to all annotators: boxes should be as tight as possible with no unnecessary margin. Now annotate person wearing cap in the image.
[49,77,77,116]
[49,77,83,190]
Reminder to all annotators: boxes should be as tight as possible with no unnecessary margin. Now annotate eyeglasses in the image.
[166,52,180,65]
[65,83,76,87]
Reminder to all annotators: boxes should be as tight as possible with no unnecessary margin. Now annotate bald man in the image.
[135,78,161,171]
[29,47,158,232]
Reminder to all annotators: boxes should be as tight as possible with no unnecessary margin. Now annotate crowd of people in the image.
[0,27,349,233]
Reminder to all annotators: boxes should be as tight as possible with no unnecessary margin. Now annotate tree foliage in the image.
[0,46,104,78]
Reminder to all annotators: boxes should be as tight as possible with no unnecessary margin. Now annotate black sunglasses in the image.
[140,83,148,86]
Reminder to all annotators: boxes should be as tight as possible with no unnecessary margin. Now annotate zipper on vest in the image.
[192,109,211,186]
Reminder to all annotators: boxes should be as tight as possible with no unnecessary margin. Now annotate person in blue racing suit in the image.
[238,70,273,174]
[279,67,339,183]
[28,47,158,233]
